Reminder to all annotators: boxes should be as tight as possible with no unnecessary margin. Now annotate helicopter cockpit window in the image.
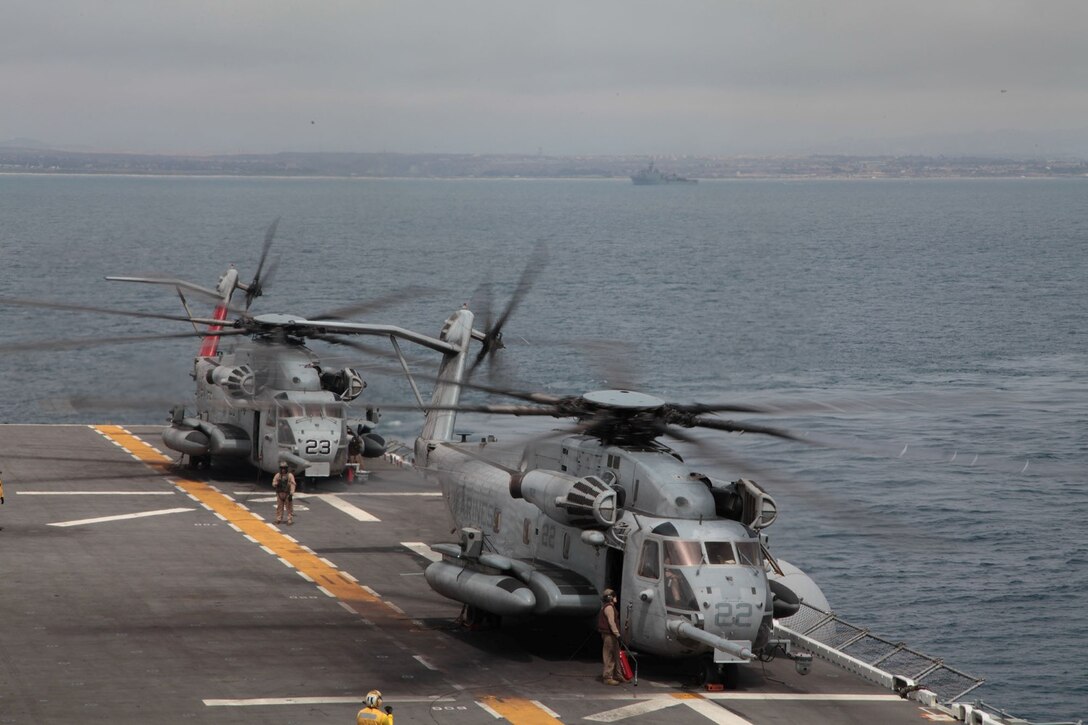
[663,568,699,611]
[277,419,295,444]
[705,541,737,565]
[278,402,304,418]
[735,541,763,567]
[663,540,703,567]
[637,540,660,580]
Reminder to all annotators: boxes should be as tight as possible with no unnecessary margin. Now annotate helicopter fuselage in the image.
[164,338,360,477]
[424,432,773,661]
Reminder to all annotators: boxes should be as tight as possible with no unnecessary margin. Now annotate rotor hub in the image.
[581,389,665,411]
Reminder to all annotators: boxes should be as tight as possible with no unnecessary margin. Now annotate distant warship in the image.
[630,160,697,185]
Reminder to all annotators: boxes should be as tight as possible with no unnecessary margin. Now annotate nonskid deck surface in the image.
[0,425,936,724]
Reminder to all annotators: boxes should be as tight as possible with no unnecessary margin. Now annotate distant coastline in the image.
[1,147,1085,180]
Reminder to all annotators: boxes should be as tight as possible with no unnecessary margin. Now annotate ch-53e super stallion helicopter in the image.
[392,306,832,685]
[0,221,520,481]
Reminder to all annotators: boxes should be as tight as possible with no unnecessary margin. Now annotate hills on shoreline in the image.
[1,145,1085,179]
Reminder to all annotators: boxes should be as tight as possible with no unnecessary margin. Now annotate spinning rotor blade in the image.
[468,241,547,380]
[308,333,393,360]
[245,217,279,310]
[671,401,777,415]
[313,285,434,321]
[0,296,229,327]
[105,276,228,302]
[375,401,564,417]
[687,415,808,443]
[437,442,522,475]
[0,329,245,354]
[41,392,254,415]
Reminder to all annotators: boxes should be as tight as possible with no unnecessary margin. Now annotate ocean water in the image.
[0,174,1085,721]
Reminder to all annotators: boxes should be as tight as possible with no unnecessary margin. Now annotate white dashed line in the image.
[19,491,176,495]
[48,508,196,528]
[476,701,504,719]
[319,494,381,522]
[532,701,561,718]
[413,655,439,671]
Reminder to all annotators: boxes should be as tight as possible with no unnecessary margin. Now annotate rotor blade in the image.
[367,402,564,417]
[670,401,777,415]
[438,441,522,475]
[0,329,245,354]
[316,350,566,406]
[246,217,280,309]
[308,333,395,360]
[445,379,564,405]
[659,426,796,486]
[106,276,226,301]
[0,295,229,327]
[312,285,434,320]
[40,393,250,414]
[492,240,547,335]
[689,416,808,443]
[468,241,547,378]
[470,279,494,333]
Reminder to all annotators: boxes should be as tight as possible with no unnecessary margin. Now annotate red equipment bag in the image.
[618,649,634,681]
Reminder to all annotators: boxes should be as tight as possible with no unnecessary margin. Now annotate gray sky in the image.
[3,0,1086,157]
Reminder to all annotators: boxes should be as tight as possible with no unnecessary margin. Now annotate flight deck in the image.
[0,424,952,724]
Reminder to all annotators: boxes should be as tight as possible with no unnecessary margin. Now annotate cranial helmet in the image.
[365,690,383,708]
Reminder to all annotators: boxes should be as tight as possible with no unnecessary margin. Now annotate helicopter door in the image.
[251,412,261,466]
[621,535,665,648]
[259,408,278,471]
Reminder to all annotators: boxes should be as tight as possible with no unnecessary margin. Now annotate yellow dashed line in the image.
[93,425,391,613]
[479,696,564,724]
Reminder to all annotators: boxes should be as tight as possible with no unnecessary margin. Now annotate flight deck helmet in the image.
[365,690,383,708]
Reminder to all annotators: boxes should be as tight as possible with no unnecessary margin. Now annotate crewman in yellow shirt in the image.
[356,690,393,724]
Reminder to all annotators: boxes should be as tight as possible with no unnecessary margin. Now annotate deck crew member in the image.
[597,588,623,685]
[272,463,296,525]
[347,430,365,480]
[356,689,393,724]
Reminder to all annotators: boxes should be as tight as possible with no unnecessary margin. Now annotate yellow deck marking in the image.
[479,696,563,724]
[93,426,391,613]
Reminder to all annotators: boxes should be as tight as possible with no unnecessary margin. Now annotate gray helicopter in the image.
[401,307,832,684]
[0,221,493,480]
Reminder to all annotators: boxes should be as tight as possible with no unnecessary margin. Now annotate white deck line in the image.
[48,507,195,527]
[318,494,380,522]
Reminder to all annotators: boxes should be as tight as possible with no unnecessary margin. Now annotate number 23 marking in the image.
[305,440,331,455]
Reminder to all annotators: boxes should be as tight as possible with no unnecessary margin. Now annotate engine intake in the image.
[208,365,255,398]
[511,470,618,529]
[701,476,778,530]
[320,367,366,401]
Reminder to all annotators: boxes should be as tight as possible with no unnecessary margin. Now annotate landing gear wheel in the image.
[721,662,739,689]
[696,658,739,689]
[458,605,501,631]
